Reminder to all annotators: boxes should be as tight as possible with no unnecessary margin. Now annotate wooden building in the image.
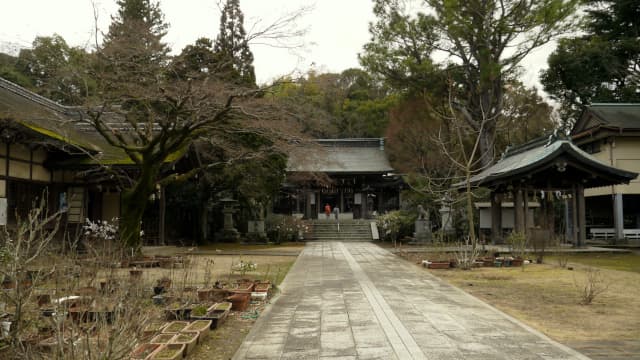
[462,136,637,245]
[571,104,640,242]
[0,77,183,244]
[274,138,403,219]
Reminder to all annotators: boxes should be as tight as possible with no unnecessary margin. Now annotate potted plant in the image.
[164,302,192,320]
[2,276,15,289]
[154,277,171,295]
[142,322,168,340]
[150,333,176,344]
[190,303,230,329]
[151,343,185,360]
[184,319,212,339]
[254,281,271,293]
[130,343,162,360]
[226,293,250,311]
[129,267,143,279]
[162,321,190,334]
[170,331,199,355]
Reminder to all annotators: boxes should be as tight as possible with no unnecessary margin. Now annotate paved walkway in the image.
[234,242,590,360]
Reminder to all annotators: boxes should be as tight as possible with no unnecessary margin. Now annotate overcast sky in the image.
[0,0,555,90]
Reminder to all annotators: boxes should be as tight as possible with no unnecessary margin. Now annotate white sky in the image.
[0,0,555,90]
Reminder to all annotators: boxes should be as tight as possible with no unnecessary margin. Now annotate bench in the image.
[590,228,615,239]
[590,228,640,240]
[623,229,640,240]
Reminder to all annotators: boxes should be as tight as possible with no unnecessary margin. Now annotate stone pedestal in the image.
[414,219,432,243]
[440,205,453,231]
[247,220,266,241]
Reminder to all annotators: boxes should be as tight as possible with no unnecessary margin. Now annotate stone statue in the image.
[417,205,429,221]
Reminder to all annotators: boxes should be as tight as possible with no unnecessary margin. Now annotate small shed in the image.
[463,137,637,245]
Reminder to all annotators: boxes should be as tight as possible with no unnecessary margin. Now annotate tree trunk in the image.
[478,121,496,167]
[120,166,158,252]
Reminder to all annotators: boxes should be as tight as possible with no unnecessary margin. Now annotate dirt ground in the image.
[398,251,640,359]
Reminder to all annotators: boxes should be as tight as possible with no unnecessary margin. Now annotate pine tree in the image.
[100,0,169,95]
[214,0,256,87]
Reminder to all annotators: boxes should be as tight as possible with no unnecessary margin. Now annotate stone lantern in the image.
[220,197,240,242]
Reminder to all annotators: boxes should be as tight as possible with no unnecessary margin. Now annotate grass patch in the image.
[430,257,640,343]
[546,253,640,273]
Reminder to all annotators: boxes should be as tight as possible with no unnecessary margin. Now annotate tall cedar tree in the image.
[541,0,640,127]
[214,0,256,87]
[91,0,204,251]
[100,0,169,96]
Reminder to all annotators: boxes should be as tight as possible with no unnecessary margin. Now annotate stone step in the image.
[308,221,373,241]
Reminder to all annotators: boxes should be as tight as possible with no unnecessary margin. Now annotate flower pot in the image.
[1,279,14,289]
[36,294,51,307]
[69,306,90,323]
[197,288,212,301]
[162,321,190,334]
[131,343,162,360]
[231,282,254,294]
[511,258,523,267]
[427,261,450,269]
[153,295,166,305]
[226,293,250,311]
[184,320,211,339]
[151,343,185,360]
[170,331,199,355]
[150,333,176,344]
[142,322,168,340]
[164,305,192,320]
[254,282,271,293]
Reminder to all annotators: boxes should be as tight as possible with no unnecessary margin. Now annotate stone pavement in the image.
[233,242,591,360]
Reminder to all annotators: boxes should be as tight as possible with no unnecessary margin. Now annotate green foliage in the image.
[359,1,440,94]
[541,0,640,127]
[506,231,528,259]
[376,210,416,242]
[100,0,169,95]
[214,0,256,87]
[171,37,219,80]
[265,215,308,244]
[363,0,577,165]
[270,69,396,138]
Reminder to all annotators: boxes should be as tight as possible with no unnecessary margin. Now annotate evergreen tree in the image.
[541,0,640,127]
[100,0,169,95]
[214,0,256,87]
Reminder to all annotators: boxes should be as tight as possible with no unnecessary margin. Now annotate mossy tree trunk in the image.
[120,163,160,253]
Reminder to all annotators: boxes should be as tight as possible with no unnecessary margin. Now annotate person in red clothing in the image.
[324,204,331,219]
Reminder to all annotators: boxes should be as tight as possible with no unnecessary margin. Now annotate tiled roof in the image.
[572,103,640,135]
[287,138,394,174]
[459,139,637,189]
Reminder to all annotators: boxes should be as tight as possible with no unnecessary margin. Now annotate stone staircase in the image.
[306,219,373,242]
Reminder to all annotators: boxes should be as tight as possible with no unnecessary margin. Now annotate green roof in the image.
[572,103,640,135]
[0,77,187,167]
[459,139,637,190]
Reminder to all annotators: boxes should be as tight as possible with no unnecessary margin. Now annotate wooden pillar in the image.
[514,187,524,233]
[490,192,502,244]
[523,188,529,236]
[546,191,555,235]
[613,193,624,242]
[340,189,344,214]
[305,190,312,219]
[577,184,586,247]
[571,185,578,245]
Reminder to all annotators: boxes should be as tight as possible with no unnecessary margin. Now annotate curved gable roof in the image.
[461,139,637,189]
